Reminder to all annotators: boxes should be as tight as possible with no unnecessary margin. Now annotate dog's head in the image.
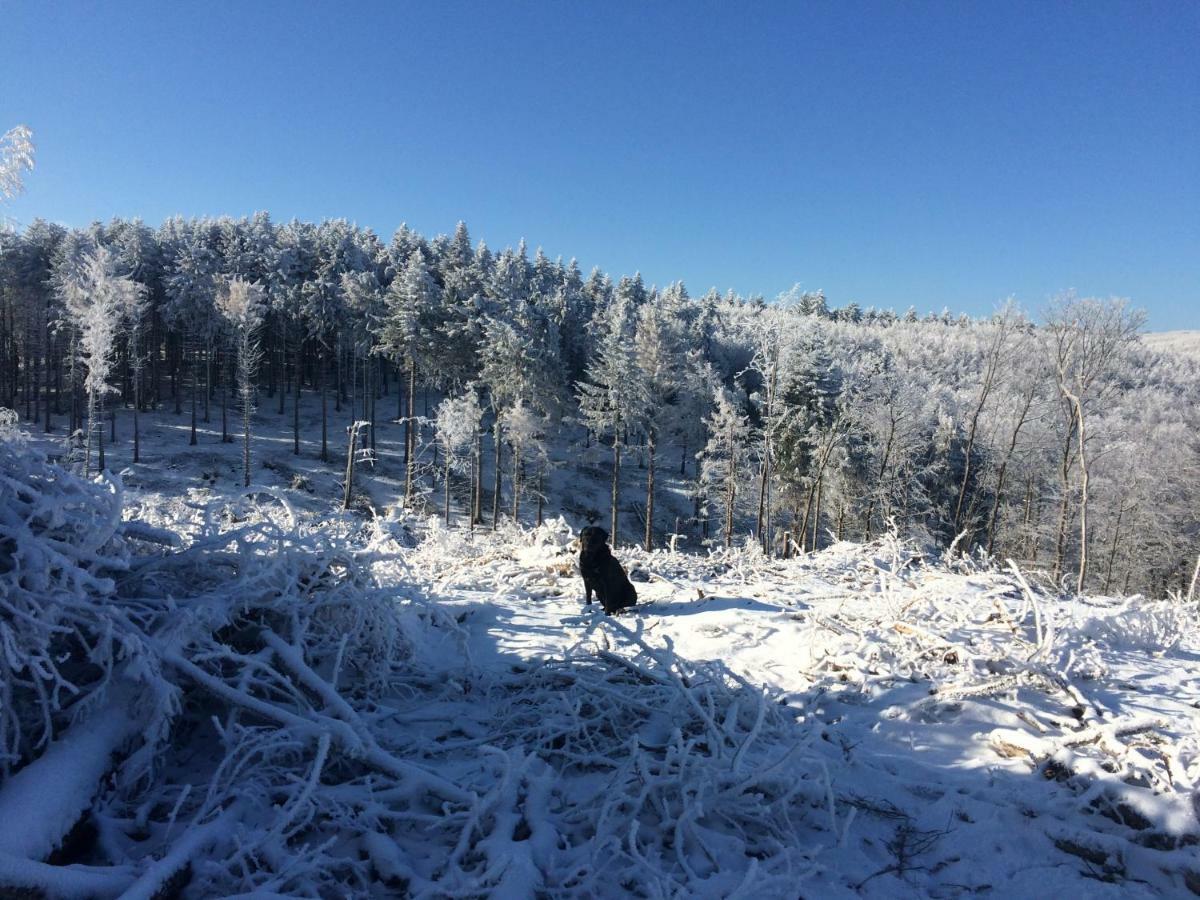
[579,525,609,552]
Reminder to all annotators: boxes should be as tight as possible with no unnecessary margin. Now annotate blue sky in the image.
[2,1,1197,328]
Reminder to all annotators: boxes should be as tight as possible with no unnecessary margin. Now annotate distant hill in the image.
[1143,330,1200,358]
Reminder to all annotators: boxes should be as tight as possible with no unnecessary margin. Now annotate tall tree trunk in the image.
[611,439,622,547]
[292,336,301,456]
[277,320,286,415]
[342,423,356,510]
[472,427,482,529]
[221,348,230,443]
[369,357,377,453]
[723,422,735,549]
[41,321,51,433]
[811,474,823,551]
[189,342,198,446]
[84,389,95,477]
[1052,411,1077,582]
[132,366,141,463]
[97,397,105,471]
[404,358,416,503]
[443,449,452,526]
[644,432,656,552]
[953,323,1006,537]
[203,342,211,423]
[1067,393,1090,593]
[512,454,521,523]
[320,348,328,463]
[1103,504,1125,593]
[243,375,252,488]
[492,415,503,530]
[984,382,1036,555]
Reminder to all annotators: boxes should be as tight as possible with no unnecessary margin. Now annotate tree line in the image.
[0,213,1196,598]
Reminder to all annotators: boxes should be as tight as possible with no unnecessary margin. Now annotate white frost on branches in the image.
[0,125,34,201]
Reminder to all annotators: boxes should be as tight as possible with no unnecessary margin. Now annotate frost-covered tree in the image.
[434,390,482,526]
[0,125,34,204]
[698,384,751,548]
[378,248,439,502]
[163,227,219,446]
[216,277,267,487]
[1044,295,1144,592]
[578,289,647,547]
[68,247,144,475]
[634,293,686,549]
[505,399,550,525]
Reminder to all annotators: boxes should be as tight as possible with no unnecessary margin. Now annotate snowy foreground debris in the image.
[2,428,1199,897]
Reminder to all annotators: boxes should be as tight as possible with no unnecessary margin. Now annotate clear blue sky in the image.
[2,1,1197,328]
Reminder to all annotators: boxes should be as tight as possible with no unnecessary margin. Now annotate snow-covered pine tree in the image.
[377,248,440,503]
[69,247,144,475]
[634,292,686,550]
[163,226,219,446]
[216,277,267,487]
[698,384,751,548]
[578,287,648,547]
[269,220,317,454]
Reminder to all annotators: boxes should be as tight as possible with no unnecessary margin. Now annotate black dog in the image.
[578,526,637,615]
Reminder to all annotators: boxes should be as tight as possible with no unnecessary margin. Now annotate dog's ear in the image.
[596,527,609,544]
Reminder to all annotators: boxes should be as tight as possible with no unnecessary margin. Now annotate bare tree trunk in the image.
[189,342,198,446]
[404,358,416,503]
[644,432,656,552]
[492,415,503,530]
[320,349,328,462]
[1103,504,1125,593]
[203,342,211,423]
[953,321,1007,536]
[221,348,230,443]
[342,424,356,510]
[512,453,521,523]
[443,447,452,526]
[863,418,896,541]
[1052,411,1077,581]
[292,336,301,456]
[132,370,140,463]
[472,427,482,529]
[277,320,287,416]
[97,397,105,471]
[41,321,50,433]
[723,423,734,549]
[84,389,95,477]
[537,471,544,527]
[1187,552,1200,604]
[242,388,252,488]
[369,357,377,453]
[811,473,823,551]
[611,439,622,547]
[984,380,1036,555]
[1065,392,1090,593]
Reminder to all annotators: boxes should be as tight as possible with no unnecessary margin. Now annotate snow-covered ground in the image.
[398,520,1200,897]
[1144,330,1200,360]
[4,404,1200,897]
